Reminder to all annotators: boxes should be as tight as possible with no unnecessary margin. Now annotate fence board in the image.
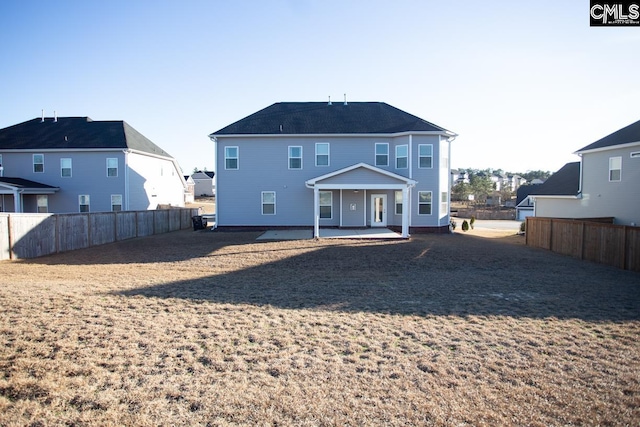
[116,212,137,241]
[90,213,117,246]
[0,215,9,260]
[527,217,639,272]
[154,210,170,234]
[10,214,57,259]
[137,211,155,237]
[57,214,90,253]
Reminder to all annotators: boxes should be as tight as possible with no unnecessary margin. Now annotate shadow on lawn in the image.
[115,233,640,321]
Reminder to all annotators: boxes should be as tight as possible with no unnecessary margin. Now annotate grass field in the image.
[1,229,639,426]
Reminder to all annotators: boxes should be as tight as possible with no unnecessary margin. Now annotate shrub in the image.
[520,221,526,234]
[470,216,476,230]
[450,219,457,231]
[462,220,469,232]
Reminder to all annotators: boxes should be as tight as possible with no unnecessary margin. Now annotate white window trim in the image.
[375,143,389,167]
[418,191,432,215]
[60,158,72,178]
[418,144,433,169]
[394,190,403,215]
[609,156,622,182]
[225,146,239,170]
[33,153,44,173]
[261,191,276,215]
[396,145,408,169]
[111,194,123,212]
[107,158,118,177]
[315,143,330,167]
[288,146,303,170]
[319,190,332,219]
[79,195,90,213]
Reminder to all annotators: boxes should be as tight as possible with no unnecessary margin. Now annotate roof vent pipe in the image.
[328,96,332,105]
[344,93,347,105]
[54,111,57,122]
[41,109,45,122]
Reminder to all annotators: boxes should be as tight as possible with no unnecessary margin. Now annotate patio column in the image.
[401,186,409,238]
[13,189,22,213]
[313,187,319,238]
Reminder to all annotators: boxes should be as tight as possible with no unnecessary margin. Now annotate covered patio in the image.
[305,163,416,239]
[0,178,59,213]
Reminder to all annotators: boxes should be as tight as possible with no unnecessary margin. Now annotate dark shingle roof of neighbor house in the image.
[211,102,454,136]
[576,119,640,152]
[0,117,173,157]
[529,162,580,196]
[0,177,59,190]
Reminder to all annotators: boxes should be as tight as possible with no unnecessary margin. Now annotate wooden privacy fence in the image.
[525,217,640,272]
[0,208,200,260]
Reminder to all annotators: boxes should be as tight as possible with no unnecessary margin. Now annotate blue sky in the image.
[1,1,639,174]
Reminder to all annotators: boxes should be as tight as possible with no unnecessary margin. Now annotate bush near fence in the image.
[0,208,199,260]
[525,217,640,272]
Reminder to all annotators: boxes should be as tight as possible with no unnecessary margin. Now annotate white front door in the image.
[371,194,387,227]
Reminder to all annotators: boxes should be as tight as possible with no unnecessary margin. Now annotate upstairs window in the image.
[418,191,432,215]
[440,191,448,216]
[61,158,72,177]
[396,145,408,169]
[609,157,621,181]
[262,191,276,215]
[111,194,123,211]
[33,154,44,173]
[289,146,302,169]
[375,143,389,166]
[225,147,239,170]
[0,154,3,170]
[316,143,329,166]
[79,195,90,213]
[418,144,433,168]
[107,158,118,177]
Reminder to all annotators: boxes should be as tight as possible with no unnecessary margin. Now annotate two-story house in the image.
[209,101,457,238]
[0,116,187,213]
[531,119,640,226]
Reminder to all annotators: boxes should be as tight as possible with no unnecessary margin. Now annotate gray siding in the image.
[215,134,447,227]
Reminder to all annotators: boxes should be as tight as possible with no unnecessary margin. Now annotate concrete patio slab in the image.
[256,228,403,241]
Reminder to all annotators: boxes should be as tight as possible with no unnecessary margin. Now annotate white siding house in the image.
[209,102,457,237]
[0,117,187,213]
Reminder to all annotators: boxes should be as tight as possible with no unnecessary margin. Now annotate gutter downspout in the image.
[210,136,218,230]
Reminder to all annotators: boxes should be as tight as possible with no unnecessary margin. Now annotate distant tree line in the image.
[452,168,553,203]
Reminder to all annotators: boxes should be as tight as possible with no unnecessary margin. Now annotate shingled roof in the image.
[576,119,640,153]
[530,162,580,197]
[211,102,454,136]
[0,117,172,157]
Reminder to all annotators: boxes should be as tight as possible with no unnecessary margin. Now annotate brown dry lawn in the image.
[1,228,639,426]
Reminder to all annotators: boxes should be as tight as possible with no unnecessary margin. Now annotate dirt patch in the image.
[0,230,638,425]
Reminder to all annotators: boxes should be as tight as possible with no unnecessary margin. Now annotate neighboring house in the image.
[451,169,470,187]
[531,119,640,226]
[209,101,457,238]
[0,116,187,213]
[515,181,545,221]
[191,170,215,196]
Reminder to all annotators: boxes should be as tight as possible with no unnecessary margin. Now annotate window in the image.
[418,144,433,168]
[395,191,403,215]
[0,154,3,169]
[61,158,72,177]
[316,143,329,166]
[609,157,622,181]
[418,191,432,215]
[79,195,90,213]
[262,191,275,215]
[225,147,239,170]
[111,194,123,212]
[37,195,48,213]
[33,154,44,173]
[375,143,389,166]
[440,192,448,216]
[396,145,408,169]
[319,191,332,219]
[107,158,118,177]
[289,146,302,169]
